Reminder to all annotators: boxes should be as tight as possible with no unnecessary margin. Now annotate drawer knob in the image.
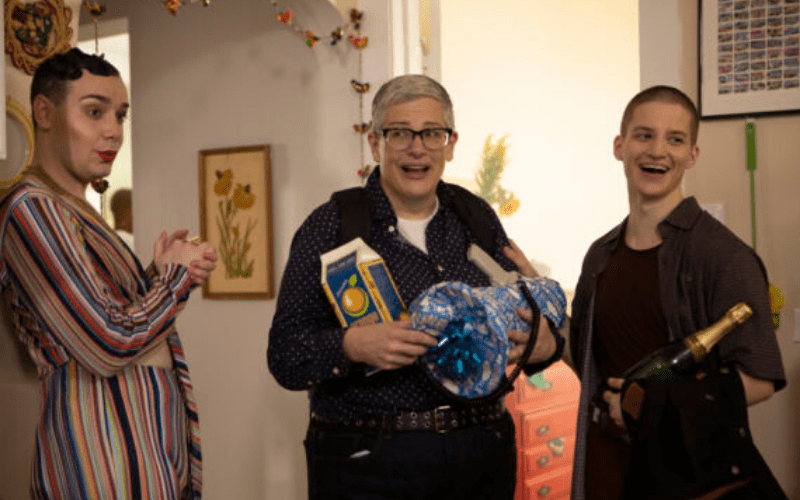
[538,485,551,498]
[547,437,565,457]
[536,454,550,468]
[536,424,550,436]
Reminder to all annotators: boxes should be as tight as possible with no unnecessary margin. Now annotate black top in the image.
[569,196,787,500]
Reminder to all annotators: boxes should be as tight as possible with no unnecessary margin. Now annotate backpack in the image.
[331,184,495,253]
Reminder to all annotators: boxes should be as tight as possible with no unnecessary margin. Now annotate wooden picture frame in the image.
[699,0,800,119]
[199,145,274,299]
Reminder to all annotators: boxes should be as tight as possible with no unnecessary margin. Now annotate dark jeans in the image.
[304,413,516,500]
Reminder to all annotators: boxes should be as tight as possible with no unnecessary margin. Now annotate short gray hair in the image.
[371,74,455,131]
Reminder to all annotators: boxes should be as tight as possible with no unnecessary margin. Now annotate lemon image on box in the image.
[342,276,370,317]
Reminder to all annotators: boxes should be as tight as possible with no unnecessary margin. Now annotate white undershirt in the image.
[396,197,439,254]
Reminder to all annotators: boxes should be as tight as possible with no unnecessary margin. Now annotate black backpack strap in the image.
[332,183,496,254]
[447,184,495,255]
[331,187,373,246]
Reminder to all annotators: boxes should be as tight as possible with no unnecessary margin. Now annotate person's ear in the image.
[613,135,624,161]
[444,131,458,162]
[32,94,56,131]
[368,131,381,162]
[687,144,700,170]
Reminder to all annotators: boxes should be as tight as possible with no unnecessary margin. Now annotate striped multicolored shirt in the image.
[0,176,202,500]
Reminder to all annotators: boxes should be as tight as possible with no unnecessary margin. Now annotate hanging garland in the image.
[84,1,371,183]
[267,2,372,184]
[133,0,373,184]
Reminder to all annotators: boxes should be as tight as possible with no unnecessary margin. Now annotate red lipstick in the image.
[98,150,117,162]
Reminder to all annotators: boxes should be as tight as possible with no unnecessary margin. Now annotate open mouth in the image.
[640,164,668,174]
[401,165,430,173]
[98,150,117,162]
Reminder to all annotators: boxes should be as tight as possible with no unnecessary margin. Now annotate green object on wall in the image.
[746,120,757,249]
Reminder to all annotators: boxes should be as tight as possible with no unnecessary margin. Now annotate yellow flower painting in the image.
[214,169,257,279]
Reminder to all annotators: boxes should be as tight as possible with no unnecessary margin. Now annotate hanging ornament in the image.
[353,122,371,134]
[330,27,343,46]
[163,0,181,16]
[358,166,371,183]
[83,1,106,18]
[350,79,370,94]
[769,283,784,328]
[83,1,106,54]
[276,9,291,24]
[304,30,320,48]
[91,178,109,194]
[350,8,363,31]
[348,34,368,49]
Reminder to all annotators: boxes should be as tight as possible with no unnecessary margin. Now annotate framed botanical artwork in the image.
[699,0,800,119]
[199,145,274,299]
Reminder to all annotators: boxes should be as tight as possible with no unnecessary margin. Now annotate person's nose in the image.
[646,138,667,158]
[104,117,123,145]
[407,133,426,155]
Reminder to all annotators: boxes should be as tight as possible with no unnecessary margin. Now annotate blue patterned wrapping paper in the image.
[409,277,567,399]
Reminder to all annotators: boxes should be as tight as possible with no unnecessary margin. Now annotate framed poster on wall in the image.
[199,145,274,300]
[699,0,800,119]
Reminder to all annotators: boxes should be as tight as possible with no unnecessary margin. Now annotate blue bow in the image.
[425,315,486,381]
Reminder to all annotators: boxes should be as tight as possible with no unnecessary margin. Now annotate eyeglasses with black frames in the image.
[381,127,453,151]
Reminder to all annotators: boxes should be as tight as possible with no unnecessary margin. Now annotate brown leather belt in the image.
[310,400,507,434]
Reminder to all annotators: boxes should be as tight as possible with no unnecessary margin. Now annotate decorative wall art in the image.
[199,145,274,299]
[699,0,800,118]
[4,0,74,75]
[0,96,33,194]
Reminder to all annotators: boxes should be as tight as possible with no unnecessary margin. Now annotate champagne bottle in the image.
[623,302,753,382]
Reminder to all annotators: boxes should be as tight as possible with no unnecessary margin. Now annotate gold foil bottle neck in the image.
[685,302,752,361]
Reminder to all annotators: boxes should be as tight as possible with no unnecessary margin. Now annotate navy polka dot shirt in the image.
[267,168,518,420]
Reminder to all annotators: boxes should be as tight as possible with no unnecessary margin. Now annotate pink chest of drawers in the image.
[506,361,581,500]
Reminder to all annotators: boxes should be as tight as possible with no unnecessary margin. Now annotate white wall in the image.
[439,0,639,291]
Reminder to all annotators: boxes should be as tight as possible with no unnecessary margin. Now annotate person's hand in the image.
[507,306,556,365]
[603,377,626,429]
[503,238,538,277]
[153,230,218,283]
[187,243,218,286]
[153,230,189,272]
[343,319,438,370]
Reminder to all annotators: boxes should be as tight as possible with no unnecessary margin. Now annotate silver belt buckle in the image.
[433,405,452,433]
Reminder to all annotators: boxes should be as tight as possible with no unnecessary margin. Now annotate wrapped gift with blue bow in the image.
[409,277,567,400]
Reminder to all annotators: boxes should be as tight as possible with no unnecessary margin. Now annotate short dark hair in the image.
[620,85,699,145]
[30,48,120,128]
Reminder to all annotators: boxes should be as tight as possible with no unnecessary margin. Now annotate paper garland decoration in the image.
[94,0,373,184]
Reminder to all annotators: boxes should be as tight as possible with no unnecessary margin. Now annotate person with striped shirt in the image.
[0,48,216,500]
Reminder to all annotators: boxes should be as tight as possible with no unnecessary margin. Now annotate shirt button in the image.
[332,367,340,375]
[388,225,395,232]
[437,265,444,272]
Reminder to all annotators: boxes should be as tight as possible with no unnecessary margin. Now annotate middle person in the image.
[268,74,563,500]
